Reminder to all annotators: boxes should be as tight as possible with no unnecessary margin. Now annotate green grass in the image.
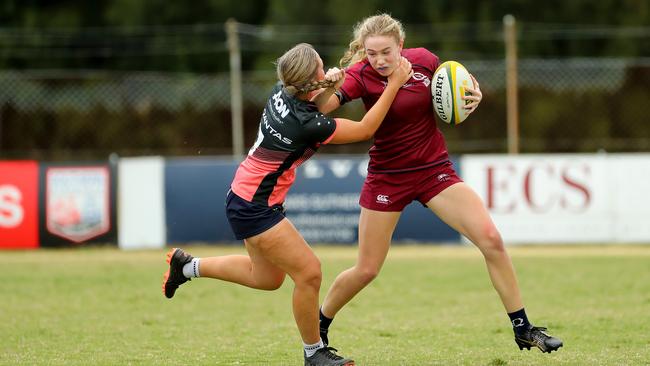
[2,245,650,365]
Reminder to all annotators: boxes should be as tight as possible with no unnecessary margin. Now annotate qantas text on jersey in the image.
[262,110,293,145]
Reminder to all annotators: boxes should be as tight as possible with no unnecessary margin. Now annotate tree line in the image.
[0,0,648,158]
[1,0,648,72]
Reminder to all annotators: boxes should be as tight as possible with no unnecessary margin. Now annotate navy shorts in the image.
[225,190,286,240]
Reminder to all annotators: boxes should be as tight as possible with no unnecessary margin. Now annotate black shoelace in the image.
[530,326,550,342]
[318,347,344,360]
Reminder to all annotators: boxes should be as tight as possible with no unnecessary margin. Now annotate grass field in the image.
[2,245,650,365]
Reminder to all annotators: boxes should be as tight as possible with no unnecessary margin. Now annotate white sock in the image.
[303,339,324,358]
[182,258,201,278]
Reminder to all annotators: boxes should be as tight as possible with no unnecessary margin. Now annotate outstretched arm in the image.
[317,93,342,115]
[328,57,413,144]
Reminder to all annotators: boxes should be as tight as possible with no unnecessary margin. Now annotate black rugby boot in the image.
[515,325,563,353]
[162,248,194,299]
[304,347,354,366]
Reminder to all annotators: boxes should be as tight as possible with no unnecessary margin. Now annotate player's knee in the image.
[478,227,505,255]
[356,266,380,285]
[302,270,322,290]
[296,260,322,289]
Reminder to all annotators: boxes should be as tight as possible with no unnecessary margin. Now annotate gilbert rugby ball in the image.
[431,61,473,125]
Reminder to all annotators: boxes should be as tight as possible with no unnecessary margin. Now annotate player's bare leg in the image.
[162,238,287,298]
[427,183,522,311]
[320,208,400,344]
[242,219,323,344]
[244,219,354,365]
[197,245,286,290]
[162,219,354,365]
[426,182,562,352]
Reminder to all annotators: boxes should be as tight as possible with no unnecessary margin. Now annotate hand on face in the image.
[462,74,482,114]
[387,56,413,86]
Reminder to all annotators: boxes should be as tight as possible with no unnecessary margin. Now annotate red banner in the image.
[0,161,39,249]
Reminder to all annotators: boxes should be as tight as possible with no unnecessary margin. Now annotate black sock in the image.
[319,308,333,330]
[508,308,531,334]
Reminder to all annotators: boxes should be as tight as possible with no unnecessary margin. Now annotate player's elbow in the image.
[321,97,340,114]
[356,129,374,141]
[355,121,377,141]
[321,104,337,115]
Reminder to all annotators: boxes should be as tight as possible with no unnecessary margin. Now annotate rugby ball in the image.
[431,61,473,125]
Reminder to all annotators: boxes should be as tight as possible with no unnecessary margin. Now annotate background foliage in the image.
[0,1,648,158]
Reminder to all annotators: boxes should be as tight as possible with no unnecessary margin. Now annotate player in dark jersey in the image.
[161,43,413,366]
[317,14,563,354]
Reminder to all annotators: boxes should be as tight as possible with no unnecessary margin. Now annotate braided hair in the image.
[284,79,337,95]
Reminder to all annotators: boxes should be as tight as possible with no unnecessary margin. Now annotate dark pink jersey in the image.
[338,48,449,173]
[231,83,337,206]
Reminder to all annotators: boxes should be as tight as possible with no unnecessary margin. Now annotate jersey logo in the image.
[412,72,431,87]
[272,91,290,118]
[261,111,293,145]
[376,194,390,204]
[381,71,430,89]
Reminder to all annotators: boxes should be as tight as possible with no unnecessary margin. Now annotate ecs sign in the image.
[0,161,39,249]
[486,162,592,214]
[461,155,610,243]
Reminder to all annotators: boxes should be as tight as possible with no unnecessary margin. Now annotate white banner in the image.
[118,157,166,249]
[610,155,650,242]
[460,154,650,244]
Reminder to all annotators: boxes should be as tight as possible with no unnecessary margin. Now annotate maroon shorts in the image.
[359,161,463,212]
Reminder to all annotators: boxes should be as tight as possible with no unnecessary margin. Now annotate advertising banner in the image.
[0,161,39,249]
[610,154,650,242]
[165,158,237,244]
[38,163,117,247]
[460,154,650,244]
[163,156,460,245]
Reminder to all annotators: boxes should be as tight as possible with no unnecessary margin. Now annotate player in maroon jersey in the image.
[161,43,413,366]
[317,14,563,354]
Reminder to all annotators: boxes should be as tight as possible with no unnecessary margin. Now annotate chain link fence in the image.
[1,22,649,159]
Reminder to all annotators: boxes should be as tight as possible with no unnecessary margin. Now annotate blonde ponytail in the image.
[285,79,337,96]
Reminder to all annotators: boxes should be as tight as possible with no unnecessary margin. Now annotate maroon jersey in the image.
[338,48,449,173]
[231,83,337,206]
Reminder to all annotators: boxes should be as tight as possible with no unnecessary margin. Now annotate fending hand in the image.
[325,67,346,90]
[388,56,413,87]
